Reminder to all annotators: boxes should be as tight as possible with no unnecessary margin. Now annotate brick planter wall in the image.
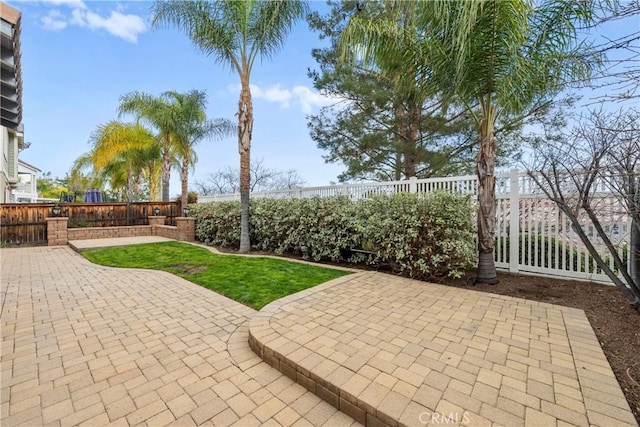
[46,216,195,245]
[67,226,153,241]
[154,225,178,239]
[148,216,165,227]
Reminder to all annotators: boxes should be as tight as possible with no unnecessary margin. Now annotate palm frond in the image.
[152,0,242,73]
[248,0,308,69]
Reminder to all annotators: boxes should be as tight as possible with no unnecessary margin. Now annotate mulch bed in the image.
[441,271,640,423]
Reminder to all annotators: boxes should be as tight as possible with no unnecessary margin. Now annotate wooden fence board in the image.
[0,202,181,247]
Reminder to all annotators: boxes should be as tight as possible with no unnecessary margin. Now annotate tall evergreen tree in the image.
[308,0,478,182]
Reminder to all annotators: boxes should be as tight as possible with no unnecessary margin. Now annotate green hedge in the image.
[191,192,475,280]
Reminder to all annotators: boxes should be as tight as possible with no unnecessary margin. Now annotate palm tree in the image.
[78,121,160,202]
[118,92,179,202]
[164,90,235,209]
[342,0,599,283]
[152,0,308,253]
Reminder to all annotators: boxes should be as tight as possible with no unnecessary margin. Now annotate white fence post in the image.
[409,176,418,193]
[509,169,520,273]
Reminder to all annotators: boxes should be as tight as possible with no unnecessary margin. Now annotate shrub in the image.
[251,196,361,261]
[359,192,475,279]
[192,201,241,247]
[68,219,92,228]
[193,192,475,280]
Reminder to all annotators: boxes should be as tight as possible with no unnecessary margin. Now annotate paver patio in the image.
[1,241,637,426]
[1,246,357,426]
[249,272,638,427]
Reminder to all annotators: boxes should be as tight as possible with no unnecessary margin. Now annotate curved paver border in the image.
[249,271,638,427]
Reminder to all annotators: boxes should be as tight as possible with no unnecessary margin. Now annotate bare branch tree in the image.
[586,0,640,102]
[527,108,640,311]
[193,158,306,195]
[270,169,307,191]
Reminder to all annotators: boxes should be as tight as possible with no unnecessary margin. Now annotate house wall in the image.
[0,127,20,203]
[1,2,24,203]
[12,160,41,202]
[1,127,9,202]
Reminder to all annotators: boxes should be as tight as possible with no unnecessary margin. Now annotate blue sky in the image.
[11,0,341,196]
[9,1,639,197]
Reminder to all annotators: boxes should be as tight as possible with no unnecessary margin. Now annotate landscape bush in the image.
[359,192,475,279]
[193,192,475,279]
[251,196,362,261]
[191,201,241,247]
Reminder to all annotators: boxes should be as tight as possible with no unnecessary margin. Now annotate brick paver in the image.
[2,241,638,427]
[250,271,638,427]
[1,246,358,426]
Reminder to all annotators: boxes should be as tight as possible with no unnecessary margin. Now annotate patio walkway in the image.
[1,240,637,426]
[1,246,357,426]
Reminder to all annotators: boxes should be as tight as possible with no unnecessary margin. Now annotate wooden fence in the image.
[0,202,181,247]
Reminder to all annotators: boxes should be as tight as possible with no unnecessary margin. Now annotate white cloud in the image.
[72,9,147,43]
[251,84,293,108]
[41,0,87,10]
[40,1,146,43]
[41,10,67,31]
[228,84,342,113]
[69,8,85,26]
[292,86,338,113]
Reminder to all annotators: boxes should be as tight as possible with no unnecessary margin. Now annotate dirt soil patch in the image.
[442,270,640,423]
[172,264,208,275]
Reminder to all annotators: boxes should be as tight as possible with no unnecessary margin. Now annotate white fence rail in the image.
[199,170,631,283]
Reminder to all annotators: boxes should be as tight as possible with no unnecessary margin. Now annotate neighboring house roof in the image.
[18,159,41,173]
[0,2,20,23]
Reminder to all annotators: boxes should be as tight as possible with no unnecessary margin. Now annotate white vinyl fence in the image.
[199,170,631,283]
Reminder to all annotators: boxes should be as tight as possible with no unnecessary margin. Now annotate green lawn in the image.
[82,241,350,310]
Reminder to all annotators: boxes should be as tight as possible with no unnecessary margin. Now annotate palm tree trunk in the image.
[393,100,416,179]
[161,133,171,202]
[238,70,253,253]
[150,166,160,202]
[134,175,141,202]
[181,160,189,212]
[476,117,499,284]
[126,167,133,203]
